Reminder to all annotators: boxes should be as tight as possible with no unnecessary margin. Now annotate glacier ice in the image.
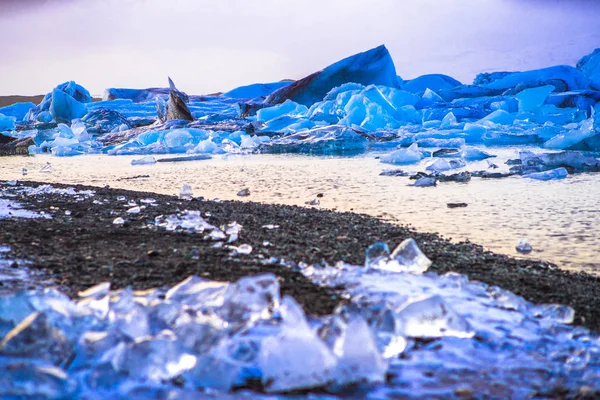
[381,143,424,165]
[0,114,16,132]
[223,81,292,99]
[265,45,401,107]
[0,102,35,122]
[515,85,555,112]
[400,73,462,94]
[577,47,600,91]
[523,167,568,180]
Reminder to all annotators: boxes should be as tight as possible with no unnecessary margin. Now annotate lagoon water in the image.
[1,149,598,275]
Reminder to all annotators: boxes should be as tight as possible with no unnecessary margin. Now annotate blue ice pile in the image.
[1,237,599,398]
[2,45,600,162]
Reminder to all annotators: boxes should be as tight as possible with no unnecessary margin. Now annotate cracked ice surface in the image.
[0,240,599,398]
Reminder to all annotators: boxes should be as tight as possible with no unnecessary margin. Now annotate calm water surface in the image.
[1,152,598,274]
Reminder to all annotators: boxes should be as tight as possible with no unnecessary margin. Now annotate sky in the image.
[1,0,599,96]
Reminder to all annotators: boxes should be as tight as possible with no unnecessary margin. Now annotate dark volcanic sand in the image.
[2,180,600,333]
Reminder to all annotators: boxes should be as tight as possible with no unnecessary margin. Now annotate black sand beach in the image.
[2,180,600,332]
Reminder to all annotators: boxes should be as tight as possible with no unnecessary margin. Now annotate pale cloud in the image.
[1,0,599,95]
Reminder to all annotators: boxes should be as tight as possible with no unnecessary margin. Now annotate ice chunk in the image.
[0,113,16,131]
[257,99,309,122]
[265,45,400,107]
[131,156,156,165]
[40,162,53,173]
[380,143,423,165]
[0,312,73,365]
[439,111,458,129]
[516,238,533,253]
[49,88,88,123]
[219,274,280,327]
[166,275,229,308]
[259,312,336,391]
[576,47,600,90]
[481,65,589,92]
[223,81,292,98]
[515,85,555,112]
[426,158,466,172]
[523,167,568,180]
[544,117,596,150]
[410,177,436,187]
[0,102,35,121]
[531,304,575,324]
[365,242,391,269]
[395,295,474,338]
[0,359,77,399]
[230,244,252,255]
[113,217,125,225]
[416,88,445,108]
[401,74,462,94]
[389,238,431,274]
[461,146,495,161]
[179,184,193,200]
[333,316,387,386]
[479,109,515,125]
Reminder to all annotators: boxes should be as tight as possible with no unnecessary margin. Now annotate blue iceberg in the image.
[265,45,401,107]
[577,47,600,91]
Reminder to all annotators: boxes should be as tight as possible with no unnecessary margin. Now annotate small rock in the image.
[447,203,468,208]
[237,188,250,197]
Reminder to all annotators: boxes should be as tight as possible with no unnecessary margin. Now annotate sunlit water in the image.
[1,150,599,274]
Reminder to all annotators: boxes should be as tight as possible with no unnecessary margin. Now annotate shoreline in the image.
[2,180,600,332]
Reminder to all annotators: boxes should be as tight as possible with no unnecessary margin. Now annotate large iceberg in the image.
[400,74,462,94]
[481,65,589,92]
[24,81,92,123]
[577,47,600,91]
[265,45,401,107]
[223,81,293,99]
[0,102,35,122]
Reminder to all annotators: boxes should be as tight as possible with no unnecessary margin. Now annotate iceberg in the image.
[265,45,400,107]
[461,146,495,161]
[515,85,555,112]
[223,81,293,99]
[49,89,88,123]
[0,102,35,122]
[258,126,369,155]
[400,74,462,94]
[0,114,16,132]
[481,65,589,92]
[381,143,424,165]
[24,81,92,122]
[523,167,568,180]
[426,158,466,172]
[256,99,308,123]
[577,47,600,90]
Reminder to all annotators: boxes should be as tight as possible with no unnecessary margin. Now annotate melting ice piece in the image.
[40,162,53,173]
[365,242,391,269]
[126,206,141,214]
[179,184,193,200]
[116,196,126,202]
[333,316,387,386]
[409,177,436,187]
[516,238,533,254]
[259,296,337,392]
[113,217,125,225]
[531,304,575,324]
[0,312,73,365]
[225,222,242,243]
[131,156,157,166]
[230,244,252,256]
[305,199,320,206]
[0,359,77,398]
[372,238,431,274]
[426,158,466,172]
[77,282,111,319]
[523,167,568,181]
[461,146,495,161]
[395,295,474,338]
[21,168,27,176]
[219,274,280,327]
[380,143,423,165]
[166,275,229,308]
[262,224,280,230]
